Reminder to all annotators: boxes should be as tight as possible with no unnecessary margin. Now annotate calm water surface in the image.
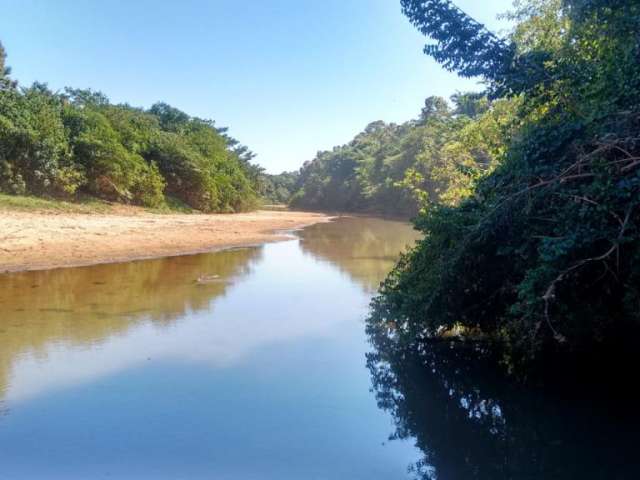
[0,217,422,479]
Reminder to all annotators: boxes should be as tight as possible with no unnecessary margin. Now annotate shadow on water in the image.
[0,247,262,401]
[297,216,421,292]
[366,327,640,479]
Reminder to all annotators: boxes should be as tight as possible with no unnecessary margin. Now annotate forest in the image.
[0,42,264,213]
[362,0,640,380]
[288,93,516,216]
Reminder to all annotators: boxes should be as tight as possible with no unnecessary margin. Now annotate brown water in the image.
[0,216,421,480]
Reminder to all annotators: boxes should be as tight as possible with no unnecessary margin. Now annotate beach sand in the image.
[0,209,331,273]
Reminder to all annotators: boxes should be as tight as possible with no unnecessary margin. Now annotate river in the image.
[0,216,422,479]
[2,215,637,480]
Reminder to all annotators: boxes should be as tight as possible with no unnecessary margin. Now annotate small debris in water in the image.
[196,274,222,284]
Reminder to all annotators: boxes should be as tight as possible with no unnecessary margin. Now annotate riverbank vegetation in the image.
[259,171,299,205]
[289,89,519,217]
[0,43,262,213]
[366,0,640,379]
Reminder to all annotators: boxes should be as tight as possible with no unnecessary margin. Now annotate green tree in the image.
[291,92,507,216]
[0,43,261,212]
[0,41,17,91]
[369,0,640,376]
[419,96,450,123]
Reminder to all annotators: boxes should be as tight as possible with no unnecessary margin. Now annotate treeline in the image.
[290,93,517,216]
[259,171,299,205]
[0,43,261,212]
[367,0,640,377]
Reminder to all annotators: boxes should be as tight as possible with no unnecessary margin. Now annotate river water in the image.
[3,216,636,480]
[0,216,422,479]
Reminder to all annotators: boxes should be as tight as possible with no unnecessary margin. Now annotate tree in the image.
[0,41,17,91]
[400,0,515,93]
[400,0,565,97]
[369,0,640,376]
[418,96,449,123]
[291,91,510,216]
[0,42,261,212]
[451,91,488,118]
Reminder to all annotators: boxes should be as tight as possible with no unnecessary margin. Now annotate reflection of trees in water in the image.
[297,216,421,291]
[366,321,640,479]
[0,247,262,400]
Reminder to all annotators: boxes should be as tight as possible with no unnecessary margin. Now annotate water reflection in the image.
[298,216,421,291]
[366,333,640,479]
[0,248,261,401]
[0,217,422,479]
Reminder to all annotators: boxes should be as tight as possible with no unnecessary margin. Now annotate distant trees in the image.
[290,120,416,215]
[259,171,299,204]
[418,96,449,123]
[0,41,17,91]
[0,41,5,75]
[289,91,518,216]
[0,47,260,212]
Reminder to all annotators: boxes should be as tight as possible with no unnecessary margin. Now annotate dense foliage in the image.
[258,171,299,204]
[0,43,260,212]
[368,0,640,376]
[290,93,518,216]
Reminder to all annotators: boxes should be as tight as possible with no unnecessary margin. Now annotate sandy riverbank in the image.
[0,209,331,273]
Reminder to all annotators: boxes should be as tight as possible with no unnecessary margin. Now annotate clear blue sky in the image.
[0,0,512,173]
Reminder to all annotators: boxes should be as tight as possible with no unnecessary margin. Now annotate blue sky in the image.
[0,0,512,173]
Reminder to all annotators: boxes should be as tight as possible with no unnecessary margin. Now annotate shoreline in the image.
[0,209,332,274]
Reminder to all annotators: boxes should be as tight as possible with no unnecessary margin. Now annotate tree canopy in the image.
[0,47,260,212]
[289,93,516,216]
[367,0,640,377]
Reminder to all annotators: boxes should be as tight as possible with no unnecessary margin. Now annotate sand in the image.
[0,209,331,273]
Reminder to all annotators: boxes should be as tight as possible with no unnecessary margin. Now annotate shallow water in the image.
[0,216,421,479]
